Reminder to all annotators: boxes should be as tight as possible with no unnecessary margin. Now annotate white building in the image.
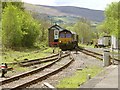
[111,35,118,49]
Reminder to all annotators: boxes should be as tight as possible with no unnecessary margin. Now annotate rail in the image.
[0,53,74,90]
[13,56,74,89]
[78,47,120,62]
[7,53,59,65]
[0,53,69,85]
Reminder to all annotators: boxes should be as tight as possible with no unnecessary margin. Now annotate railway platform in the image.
[80,64,119,89]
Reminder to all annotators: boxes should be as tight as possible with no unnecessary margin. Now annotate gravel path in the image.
[28,51,103,88]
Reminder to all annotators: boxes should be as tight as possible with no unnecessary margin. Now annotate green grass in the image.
[1,47,60,63]
[78,43,94,48]
[56,66,103,88]
[53,16,79,24]
[1,46,61,73]
[12,64,30,72]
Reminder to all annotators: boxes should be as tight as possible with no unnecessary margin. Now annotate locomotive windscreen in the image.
[60,33,65,38]
[66,33,71,38]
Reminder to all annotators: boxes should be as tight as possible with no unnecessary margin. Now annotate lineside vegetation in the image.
[57,66,103,88]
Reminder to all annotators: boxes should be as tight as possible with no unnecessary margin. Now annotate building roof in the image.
[48,24,77,35]
[48,24,64,31]
[70,31,76,34]
[60,29,76,35]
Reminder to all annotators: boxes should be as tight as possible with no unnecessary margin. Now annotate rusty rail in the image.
[0,53,69,85]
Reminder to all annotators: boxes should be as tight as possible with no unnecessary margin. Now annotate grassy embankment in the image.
[57,66,103,88]
[2,47,58,63]
[1,46,60,72]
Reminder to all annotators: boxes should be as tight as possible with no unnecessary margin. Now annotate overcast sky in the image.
[22,0,119,10]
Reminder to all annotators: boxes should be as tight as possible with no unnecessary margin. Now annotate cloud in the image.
[55,0,119,10]
[54,0,74,5]
[53,0,107,10]
[23,0,56,5]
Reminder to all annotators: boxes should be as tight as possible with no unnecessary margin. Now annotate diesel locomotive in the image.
[59,29,78,51]
[48,24,78,51]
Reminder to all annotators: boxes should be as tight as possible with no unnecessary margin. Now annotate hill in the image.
[24,3,104,23]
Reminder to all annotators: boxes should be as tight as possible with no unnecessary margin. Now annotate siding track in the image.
[1,52,74,89]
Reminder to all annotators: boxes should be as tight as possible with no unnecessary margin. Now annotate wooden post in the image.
[53,49,55,53]
[87,74,91,80]
[103,50,110,67]
[43,82,57,90]
[53,47,55,53]
[58,51,62,59]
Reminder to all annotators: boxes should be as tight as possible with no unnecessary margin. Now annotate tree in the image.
[96,23,111,37]
[2,4,40,48]
[31,11,51,46]
[21,11,40,47]
[0,1,2,20]
[72,18,93,44]
[2,2,24,10]
[2,4,23,48]
[101,2,119,37]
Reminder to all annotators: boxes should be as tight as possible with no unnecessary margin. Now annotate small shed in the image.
[48,24,63,47]
[98,36,111,47]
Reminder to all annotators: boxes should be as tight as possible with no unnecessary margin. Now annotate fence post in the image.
[103,50,110,67]
[43,82,57,90]
[87,74,91,80]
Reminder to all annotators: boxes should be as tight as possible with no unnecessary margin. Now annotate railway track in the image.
[1,52,74,89]
[7,53,59,65]
[20,56,58,67]
[78,47,120,62]
[78,47,103,60]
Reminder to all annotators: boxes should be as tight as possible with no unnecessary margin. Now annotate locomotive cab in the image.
[59,29,78,51]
